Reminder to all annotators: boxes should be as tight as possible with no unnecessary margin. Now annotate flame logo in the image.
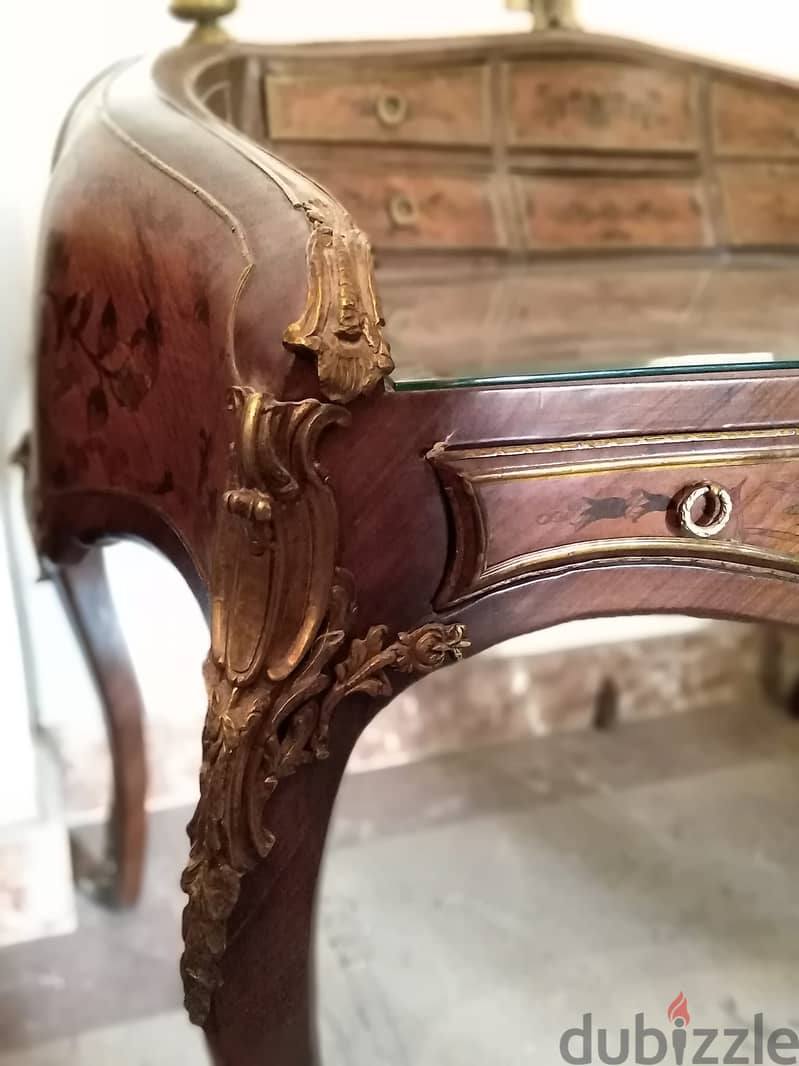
[667,992,691,1026]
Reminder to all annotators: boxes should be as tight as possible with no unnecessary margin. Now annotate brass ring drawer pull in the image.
[676,482,733,539]
[375,91,409,128]
[388,192,419,228]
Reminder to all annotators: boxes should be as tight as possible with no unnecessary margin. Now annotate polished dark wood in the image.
[53,550,148,907]
[26,25,799,1066]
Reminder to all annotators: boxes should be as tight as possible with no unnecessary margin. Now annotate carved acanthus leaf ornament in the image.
[180,388,468,1026]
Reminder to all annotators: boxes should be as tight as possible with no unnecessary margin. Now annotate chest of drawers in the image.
[193,35,799,255]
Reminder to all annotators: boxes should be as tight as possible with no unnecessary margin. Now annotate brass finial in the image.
[506,0,580,31]
[170,0,237,44]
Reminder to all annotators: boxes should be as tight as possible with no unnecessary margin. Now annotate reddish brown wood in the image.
[761,626,799,716]
[506,58,698,151]
[719,163,799,245]
[223,31,799,258]
[266,63,491,145]
[26,25,799,1066]
[308,165,502,250]
[712,78,799,157]
[427,426,799,607]
[206,713,366,1066]
[517,174,709,250]
[53,550,147,907]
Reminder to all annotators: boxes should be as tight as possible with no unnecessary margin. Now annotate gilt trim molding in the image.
[180,389,468,1026]
[283,197,394,404]
[427,430,799,608]
[214,138,397,404]
[155,50,397,404]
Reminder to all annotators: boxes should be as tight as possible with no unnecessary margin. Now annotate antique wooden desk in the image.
[25,2,799,1062]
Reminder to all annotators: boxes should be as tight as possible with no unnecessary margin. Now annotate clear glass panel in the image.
[381,254,799,390]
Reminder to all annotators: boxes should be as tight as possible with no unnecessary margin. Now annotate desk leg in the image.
[761,625,799,716]
[179,391,467,1060]
[183,620,465,1065]
[54,549,148,908]
[198,721,356,1066]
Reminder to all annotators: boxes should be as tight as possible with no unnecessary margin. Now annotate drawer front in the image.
[713,80,799,157]
[429,430,799,608]
[516,176,708,251]
[507,60,697,151]
[311,167,502,251]
[720,163,799,246]
[266,65,490,145]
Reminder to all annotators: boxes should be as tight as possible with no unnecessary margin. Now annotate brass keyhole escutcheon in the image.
[675,482,733,539]
[376,91,409,128]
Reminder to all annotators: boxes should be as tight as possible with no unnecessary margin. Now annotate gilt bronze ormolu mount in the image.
[180,388,468,1023]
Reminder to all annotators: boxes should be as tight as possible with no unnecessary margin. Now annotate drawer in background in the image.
[506,60,698,152]
[712,79,799,157]
[515,175,709,251]
[311,167,503,251]
[429,429,799,608]
[719,163,799,246]
[265,65,491,146]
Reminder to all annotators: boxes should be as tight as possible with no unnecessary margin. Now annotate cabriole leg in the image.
[54,548,148,907]
[180,390,467,1062]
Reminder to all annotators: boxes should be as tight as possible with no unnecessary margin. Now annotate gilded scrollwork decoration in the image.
[148,53,395,405]
[180,387,468,1026]
[283,198,395,405]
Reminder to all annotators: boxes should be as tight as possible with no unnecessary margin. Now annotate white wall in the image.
[3,0,799,825]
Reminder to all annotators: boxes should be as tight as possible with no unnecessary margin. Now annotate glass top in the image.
[380,254,799,391]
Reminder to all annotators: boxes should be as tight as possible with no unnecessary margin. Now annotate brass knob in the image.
[376,91,409,128]
[506,0,580,31]
[388,192,419,229]
[170,0,237,44]
[675,482,733,539]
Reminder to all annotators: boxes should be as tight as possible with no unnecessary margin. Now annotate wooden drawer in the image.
[429,429,799,608]
[506,60,697,151]
[713,80,799,157]
[265,65,491,146]
[720,163,799,246]
[311,167,502,251]
[516,176,708,251]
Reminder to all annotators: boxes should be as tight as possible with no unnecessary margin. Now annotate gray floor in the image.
[2,701,799,1064]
